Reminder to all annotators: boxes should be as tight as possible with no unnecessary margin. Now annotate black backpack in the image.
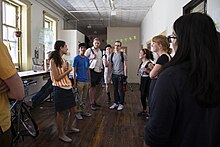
[111,52,124,64]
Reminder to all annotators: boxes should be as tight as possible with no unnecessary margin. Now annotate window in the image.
[43,11,57,54]
[2,0,21,66]
[2,0,31,71]
[183,0,207,14]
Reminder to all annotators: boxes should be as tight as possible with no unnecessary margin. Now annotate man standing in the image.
[72,43,92,119]
[0,40,24,146]
[85,38,103,111]
[108,41,128,111]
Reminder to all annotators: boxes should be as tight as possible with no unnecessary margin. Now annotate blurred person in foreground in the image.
[0,40,24,146]
[144,12,220,147]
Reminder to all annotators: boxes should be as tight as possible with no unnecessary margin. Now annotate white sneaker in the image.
[75,112,83,120]
[117,104,124,111]
[109,103,118,109]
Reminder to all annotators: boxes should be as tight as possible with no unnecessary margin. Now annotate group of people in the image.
[143,12,220,147]
[1,12,220,146]
[48,38,128,142]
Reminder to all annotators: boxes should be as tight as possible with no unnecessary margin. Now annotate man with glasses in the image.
[108,40,128,111]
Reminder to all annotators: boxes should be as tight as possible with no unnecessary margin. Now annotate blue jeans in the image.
[112,74,125,105]
[32,78,53,106]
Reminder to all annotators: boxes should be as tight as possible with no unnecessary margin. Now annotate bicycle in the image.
[10,80,39,145]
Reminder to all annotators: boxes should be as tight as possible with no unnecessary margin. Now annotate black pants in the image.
[0,127,12,147]
[140,76,151,111]
[112,74,125,105]
[32,78,53,106]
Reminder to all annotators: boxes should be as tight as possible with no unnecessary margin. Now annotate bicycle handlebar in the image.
[23,80,37,86]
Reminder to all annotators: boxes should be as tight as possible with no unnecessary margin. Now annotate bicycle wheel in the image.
[20,103,39,137]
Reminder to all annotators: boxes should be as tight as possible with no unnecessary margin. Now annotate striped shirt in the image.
[50,59,72,89]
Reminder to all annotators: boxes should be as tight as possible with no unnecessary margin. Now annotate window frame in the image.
[43,11,58,58]
[183,0,207,14]
[2,0,21,67]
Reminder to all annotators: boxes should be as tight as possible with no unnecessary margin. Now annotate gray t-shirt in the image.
[108,52,127,75]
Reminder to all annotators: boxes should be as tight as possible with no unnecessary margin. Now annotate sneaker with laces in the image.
[117,104,124,111]
[109,103,118,109]
[59,135,72,143]
[75,112,83,120]
[90,104,97,111]
[81,111,92,117]
[65,127,80,134]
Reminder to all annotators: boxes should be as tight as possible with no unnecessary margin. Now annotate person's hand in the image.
[88,82,91,88]
[73,82,77,89]
[0,79,9,94]
[108,76,111,83]
[91,54,96,59]
[63,61,69,71]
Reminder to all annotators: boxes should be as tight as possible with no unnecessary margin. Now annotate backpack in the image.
[111,51,124,64]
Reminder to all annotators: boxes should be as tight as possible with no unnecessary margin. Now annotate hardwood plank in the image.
[15,84,146,147]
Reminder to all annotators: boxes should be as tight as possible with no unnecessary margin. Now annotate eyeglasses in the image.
[168,35,177,43]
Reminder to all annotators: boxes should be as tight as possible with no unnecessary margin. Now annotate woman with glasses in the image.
[137,49,154,117]
[144,13,220,147]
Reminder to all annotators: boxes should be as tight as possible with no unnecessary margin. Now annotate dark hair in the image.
[142,48,154,61]
[105,44,112,49]
[49,40,66,67]
[152,35,172,54]
[78,43,86,48]
[165,13,220,107]
[115,40,122,47]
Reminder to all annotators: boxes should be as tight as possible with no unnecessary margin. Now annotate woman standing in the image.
[137,49,154,117]
[50,40,79,143]
[144,13,220,147]
[103,44,113,104]
[148,35,172,110]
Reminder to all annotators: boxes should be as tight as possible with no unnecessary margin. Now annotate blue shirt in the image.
[72,55,89,82]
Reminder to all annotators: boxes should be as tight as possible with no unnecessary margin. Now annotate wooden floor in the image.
[17,83,146,147]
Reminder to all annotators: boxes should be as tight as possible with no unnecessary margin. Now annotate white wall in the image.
[207,0,220,32]
[141,0,220,47]
[107,27,140,83]
[59,30,85,62]
[30,0,64,60]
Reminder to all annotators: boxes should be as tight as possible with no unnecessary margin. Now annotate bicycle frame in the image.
[10,80,39,145]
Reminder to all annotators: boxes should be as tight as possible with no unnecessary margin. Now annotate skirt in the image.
[54,86,76,112]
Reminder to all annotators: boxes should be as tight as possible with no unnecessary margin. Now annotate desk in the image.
[18,70,49,78]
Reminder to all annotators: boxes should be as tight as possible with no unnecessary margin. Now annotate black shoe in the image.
[137,111,147,117]
[94,101,101,107]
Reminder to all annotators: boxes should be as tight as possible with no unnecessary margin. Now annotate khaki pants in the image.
[77,81,89,102]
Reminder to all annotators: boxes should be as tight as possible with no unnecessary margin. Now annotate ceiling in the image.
[40,0,156,36]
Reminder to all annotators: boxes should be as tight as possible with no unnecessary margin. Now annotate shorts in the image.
[90,69,102,87]
[54,86,76,112]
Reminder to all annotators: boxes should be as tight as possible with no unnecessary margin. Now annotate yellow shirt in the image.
[0,40,17,132]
